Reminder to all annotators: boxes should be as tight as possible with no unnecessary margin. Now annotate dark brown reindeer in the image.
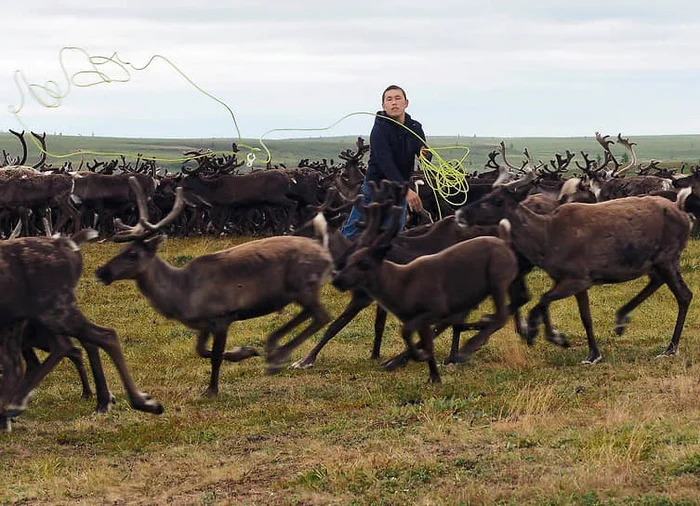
[96,178,333,397]
[6,220,94,402]
[457,173,694,364]
[331,202,518,383]
[291,180,532,371]
[0,228,163,432]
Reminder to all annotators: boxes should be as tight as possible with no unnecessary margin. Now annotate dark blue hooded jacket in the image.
[365,111,428,184]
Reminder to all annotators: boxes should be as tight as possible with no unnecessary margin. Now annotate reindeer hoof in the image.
[144,399,165,415]
[525,326,538,346]
[442,356,458,366]
[581,354,602,365]
[267,363,284,375]
[224,346,260,362]
[453,352,471,364]
[656,347,678,358]
[614,314,631,336]
[546,331,570,348]
[381,356,407,372]
[289,357,314,370]
[202,388,218,398]
[0,417,12,433]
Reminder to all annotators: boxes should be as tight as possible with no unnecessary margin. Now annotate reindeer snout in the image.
[95,266,114,286]
[331,271,349,292]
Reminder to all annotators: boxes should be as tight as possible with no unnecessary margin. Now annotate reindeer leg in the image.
[65,345,93,400]
[196,328,259,363]
[383,323,450,370]
[82,343,115,413]
[371,305,388,360]
[268,303,331,374]
[418,326,440,383]
[203,326,228,398]
[655,264,692,357]
[0,322,26,432]
[509,276,531,340]
[41,306,163,414]
[290,290,373,369]
[455,289,510,363]
[574,290,601,364]
[614,274,663,336]
[4,334,73,420]
[443,321,468,366]
[265,309,311,366]
[528,278,589,351]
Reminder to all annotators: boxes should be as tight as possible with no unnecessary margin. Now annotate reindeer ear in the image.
[369,243,392,261]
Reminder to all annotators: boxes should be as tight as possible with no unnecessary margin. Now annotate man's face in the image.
[382,89,408,121]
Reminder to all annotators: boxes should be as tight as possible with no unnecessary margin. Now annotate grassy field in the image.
[1,235,699,505]
[2,132,700,173]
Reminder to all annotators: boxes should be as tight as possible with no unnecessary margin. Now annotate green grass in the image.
[2,132,700,173]
[0,237,699,505]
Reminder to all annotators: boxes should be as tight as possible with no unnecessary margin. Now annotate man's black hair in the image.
[382,85,406,102]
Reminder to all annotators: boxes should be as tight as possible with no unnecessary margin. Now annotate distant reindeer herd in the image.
[2,129,700,432]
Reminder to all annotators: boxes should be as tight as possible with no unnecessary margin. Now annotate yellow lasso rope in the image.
[260,112,471,218]
[419,146,470,211]
[7,46,472,201]
[7,46,262,164]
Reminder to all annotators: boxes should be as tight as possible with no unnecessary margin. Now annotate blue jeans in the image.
[340,180,407,240]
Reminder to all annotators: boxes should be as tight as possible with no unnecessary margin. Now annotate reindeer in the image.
[457,172,694,364]
[95,177,333,397]
[0,228,163,432]
[576,133,674,202]
[331,200,518,383]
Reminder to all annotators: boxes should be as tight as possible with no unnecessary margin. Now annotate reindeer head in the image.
[331,204,403,292]
[456,168,535,226]
[96,177,184,285]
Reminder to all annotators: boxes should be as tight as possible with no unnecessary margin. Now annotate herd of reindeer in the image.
[1,129,700,432]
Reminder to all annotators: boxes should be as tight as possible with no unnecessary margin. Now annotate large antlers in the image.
[612,134,637,177]
[113,177,185,242]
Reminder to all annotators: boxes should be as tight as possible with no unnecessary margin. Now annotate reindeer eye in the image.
[126,250,139,260]
[357,259,371,270]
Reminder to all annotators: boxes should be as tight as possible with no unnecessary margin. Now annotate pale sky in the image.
[2,1,699,140]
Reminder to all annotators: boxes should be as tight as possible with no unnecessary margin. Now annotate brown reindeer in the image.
[96,178,333,397]
[0,229,163,432]
[457,174,694,364]
[332,202,518,383]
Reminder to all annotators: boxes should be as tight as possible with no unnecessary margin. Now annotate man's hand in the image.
[419,146,432,161]
[406,188,423,212]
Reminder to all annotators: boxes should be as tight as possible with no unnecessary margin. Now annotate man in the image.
[341,84,429,239]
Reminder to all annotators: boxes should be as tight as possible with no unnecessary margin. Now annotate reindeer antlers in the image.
[113,177,185,242]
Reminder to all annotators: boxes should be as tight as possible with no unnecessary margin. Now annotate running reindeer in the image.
[96,177,333,397]
[0,227,163,432]
[332,200,518,383]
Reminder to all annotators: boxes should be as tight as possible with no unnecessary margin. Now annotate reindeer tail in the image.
[498,218,512,246]
[676,187,692,212]
[312,213,329,251]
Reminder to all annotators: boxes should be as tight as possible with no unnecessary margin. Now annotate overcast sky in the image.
[2,1,699,140]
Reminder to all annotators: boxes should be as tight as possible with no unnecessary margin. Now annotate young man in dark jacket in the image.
[341,84,429,239]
